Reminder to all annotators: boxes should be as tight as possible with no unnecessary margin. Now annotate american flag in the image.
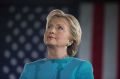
[0,2,120,79]
[78,3,120,79]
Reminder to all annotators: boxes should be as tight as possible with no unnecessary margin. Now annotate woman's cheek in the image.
[58,35,65,41]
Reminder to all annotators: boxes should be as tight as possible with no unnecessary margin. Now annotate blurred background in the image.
[0,0,120,79]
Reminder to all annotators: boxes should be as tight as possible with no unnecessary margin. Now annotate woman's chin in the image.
[46,43,56,46]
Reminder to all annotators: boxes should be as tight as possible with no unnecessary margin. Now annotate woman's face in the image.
[44,17,71,47]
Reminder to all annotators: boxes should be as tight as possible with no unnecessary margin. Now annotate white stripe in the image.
[102,3,118,79]
[78,3,93,61]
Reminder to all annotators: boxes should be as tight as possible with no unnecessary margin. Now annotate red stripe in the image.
[91,4,104,79]
[117,3,120,79]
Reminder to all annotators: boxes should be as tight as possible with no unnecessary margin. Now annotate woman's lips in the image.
[47,36,56,39]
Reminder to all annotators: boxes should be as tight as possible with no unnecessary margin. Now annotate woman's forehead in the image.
[48,17,69,25]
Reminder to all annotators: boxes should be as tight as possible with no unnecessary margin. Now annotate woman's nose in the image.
[49,28,56,34]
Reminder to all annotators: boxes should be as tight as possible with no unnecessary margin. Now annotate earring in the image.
[67,42,72,46]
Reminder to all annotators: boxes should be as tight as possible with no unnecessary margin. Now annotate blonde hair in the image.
[46,9,82,56]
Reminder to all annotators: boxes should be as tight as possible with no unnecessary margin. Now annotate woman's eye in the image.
[58,26,64,30]
[47,25,51,28]
[47,25,53,29]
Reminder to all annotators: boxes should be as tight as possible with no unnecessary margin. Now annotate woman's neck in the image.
[47,46,68,59]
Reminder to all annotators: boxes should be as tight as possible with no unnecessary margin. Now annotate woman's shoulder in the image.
[72,57,92,66]
[25,58,47,66]
[73,58,93,74]
[20,58,48,79]
[73,58,94,79]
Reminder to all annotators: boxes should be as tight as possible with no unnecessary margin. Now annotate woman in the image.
[20,9,94,79]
